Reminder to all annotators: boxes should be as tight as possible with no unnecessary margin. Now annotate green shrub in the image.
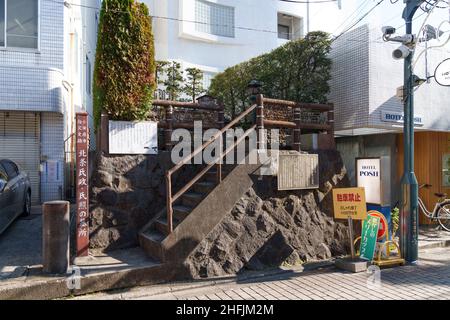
[93,0,156,127]
[209,31,332,118]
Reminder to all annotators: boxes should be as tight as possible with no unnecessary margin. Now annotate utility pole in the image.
[400,0,424,263]
[306,0,310,34]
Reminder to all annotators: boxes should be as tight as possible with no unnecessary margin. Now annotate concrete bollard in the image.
[42,201,70,274]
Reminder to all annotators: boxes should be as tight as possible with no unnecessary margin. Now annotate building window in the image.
[0,0,39,49]
[195,0,235,38]
[86,55,91,95]
[278,24,290,40]
[277,12,303,41]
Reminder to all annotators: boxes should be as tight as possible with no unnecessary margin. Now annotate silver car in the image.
[0,159,31,235]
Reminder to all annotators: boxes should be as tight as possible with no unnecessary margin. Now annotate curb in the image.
[0,263,167,300]
[419,239,450,251]
[68,260,337,300]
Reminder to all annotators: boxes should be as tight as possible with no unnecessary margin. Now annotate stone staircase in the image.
[138,159,260,263]
[145,169,226,244]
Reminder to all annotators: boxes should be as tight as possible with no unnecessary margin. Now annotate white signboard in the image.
[435,58,450,87]
[109,121,158,154]
[356,158,381,205]
[381,111,424,126]
[42,160,62,183]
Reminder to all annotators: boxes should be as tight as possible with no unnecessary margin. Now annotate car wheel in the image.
[21,191,31,217]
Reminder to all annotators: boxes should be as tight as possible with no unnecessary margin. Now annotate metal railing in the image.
[165,104,257,233]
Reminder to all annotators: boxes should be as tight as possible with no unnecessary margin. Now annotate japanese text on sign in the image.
[76,113,89,257]
[360,215,381,261]
[332,187,367,220]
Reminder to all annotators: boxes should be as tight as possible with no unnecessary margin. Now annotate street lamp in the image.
[400,0,426,263]
[382,0,435,263]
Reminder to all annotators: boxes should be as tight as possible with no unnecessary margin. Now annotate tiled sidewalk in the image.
[73,246,450,300]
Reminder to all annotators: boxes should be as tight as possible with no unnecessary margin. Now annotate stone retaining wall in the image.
[89,152,199,251]
[184,150,351,278]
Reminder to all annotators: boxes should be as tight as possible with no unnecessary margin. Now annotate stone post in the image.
[42,201,70,274]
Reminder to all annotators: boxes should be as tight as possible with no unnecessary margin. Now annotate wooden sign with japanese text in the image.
[332,187,367,220]
[76,112,89,257]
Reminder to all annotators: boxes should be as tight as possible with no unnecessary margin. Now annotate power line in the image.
[333,0,372,35]
[42,0,319,36]
[332,0,386,42]
[279,0,338,3]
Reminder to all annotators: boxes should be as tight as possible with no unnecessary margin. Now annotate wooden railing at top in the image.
[98,99,224,154]
[165,104,257,234]
[258,96,334,151]
[152,99,225,150]
[163,95,335,234]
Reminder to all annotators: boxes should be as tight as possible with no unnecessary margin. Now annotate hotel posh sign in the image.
[381,111,424,126]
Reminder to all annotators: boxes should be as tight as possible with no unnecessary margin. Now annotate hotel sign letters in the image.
[76,112,89,257]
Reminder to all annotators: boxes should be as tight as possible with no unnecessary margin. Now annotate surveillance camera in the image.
[392,45,411,60]
[382,26,396,36]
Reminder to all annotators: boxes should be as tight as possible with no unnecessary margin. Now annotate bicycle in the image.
[418,184,450,232]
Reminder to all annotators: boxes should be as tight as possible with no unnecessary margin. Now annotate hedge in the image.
[93,0,156,127]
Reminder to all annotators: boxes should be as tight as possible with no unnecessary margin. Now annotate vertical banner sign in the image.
[76,112,89,257]
[359,215,380,261]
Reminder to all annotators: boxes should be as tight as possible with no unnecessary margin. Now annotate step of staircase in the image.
[204,170,219,182]
[194,181,216,194]
[181,192,205,207]
[154,215,180,236]
[139,229,165,262]
[173,205,192,221]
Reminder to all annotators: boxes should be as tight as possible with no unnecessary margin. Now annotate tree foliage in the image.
[93,0,156,127]
[208,31,332,118]
[163,61,184,101]
[183,68,205,102]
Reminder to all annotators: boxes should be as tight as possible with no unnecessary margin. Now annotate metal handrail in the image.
[165,104,257,233]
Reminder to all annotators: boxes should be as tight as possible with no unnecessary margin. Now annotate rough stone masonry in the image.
[184,150,351,278]
[89,152,201,252]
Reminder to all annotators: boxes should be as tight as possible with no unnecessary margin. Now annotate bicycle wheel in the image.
[437,202,450,232]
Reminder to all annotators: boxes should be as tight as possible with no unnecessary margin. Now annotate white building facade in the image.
[329,24,450,214]
[0,0,99,203]
[144,0,305,88]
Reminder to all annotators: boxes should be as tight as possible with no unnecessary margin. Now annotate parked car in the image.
[0,159,31,235]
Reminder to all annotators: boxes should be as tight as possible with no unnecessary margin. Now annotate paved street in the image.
[73,246,450,300]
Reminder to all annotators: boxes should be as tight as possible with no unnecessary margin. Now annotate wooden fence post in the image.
[100,113,109,154]
[256,94,265,150]
[327,104,335,137]
[327,104,335,148]
[293,106,302,152]
[216,102,225,183]
[165,105,174,150]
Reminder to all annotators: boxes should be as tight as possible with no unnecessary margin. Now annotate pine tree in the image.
[163,61,184,101]
[184,68,205,102]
